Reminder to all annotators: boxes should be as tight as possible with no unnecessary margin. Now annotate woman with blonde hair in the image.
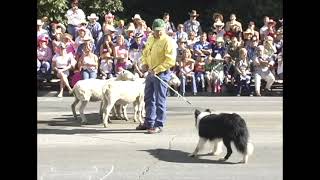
[52,43,74,97]
[179,49,197,96]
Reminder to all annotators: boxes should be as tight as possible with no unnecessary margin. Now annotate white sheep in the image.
[102,78,146,128]
[71,70,136,124]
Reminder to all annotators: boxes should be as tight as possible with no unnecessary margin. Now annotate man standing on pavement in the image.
[136,19,176,134]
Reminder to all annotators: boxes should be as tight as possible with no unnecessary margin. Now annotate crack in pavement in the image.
[137,135,177,180]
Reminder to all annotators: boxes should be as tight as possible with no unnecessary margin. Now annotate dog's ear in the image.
[205,109,211,113]
[195,109,201,117]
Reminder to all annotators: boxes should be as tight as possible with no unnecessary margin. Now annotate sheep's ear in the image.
[195,109,201,117]
[205,109,211,113]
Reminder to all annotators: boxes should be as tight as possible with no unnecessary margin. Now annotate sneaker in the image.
[136,124,148,130]
[57,93,63,98]
[237,94,240,96]
[147,127,162,134]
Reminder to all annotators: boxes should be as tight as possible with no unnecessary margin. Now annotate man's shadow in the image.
[140,148,238,164]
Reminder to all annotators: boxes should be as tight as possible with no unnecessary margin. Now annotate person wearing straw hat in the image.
[135,18,175,134]
[37,35,52,75]
[52,42,74,97]
[212,37,226,58]
[183,10,202,36]
[87,13,103,47]
[65,0,86,40]
[213,20,225,39]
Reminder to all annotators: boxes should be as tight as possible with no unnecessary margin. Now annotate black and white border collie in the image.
[189,109,254,164]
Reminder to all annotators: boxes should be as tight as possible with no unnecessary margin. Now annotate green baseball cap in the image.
[152,18,165,31]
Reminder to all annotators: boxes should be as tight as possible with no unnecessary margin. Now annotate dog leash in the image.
[154,74,215,112]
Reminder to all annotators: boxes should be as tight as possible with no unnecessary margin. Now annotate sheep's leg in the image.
[133,102,138,122]
[103,99,116,128]
[99,101,103,117]
[122,104,129,121]
[79,101,89,125]
[115,104,122,120]
[71,98,79,120]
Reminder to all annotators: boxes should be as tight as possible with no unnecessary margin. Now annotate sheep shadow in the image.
[140,148,238,164]
[37,128,147,135]
[38,113,135,127]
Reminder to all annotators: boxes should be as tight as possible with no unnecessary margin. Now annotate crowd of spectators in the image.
[37,0,283,97]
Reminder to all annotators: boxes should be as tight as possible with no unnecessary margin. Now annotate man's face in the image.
[153,30,164,39]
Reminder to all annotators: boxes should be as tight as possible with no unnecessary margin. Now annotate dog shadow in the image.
[140,149,238,164]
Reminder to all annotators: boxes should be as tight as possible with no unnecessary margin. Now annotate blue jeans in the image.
[180,74,197,94]
[67,24,77,40]
[82,69,97,79]
[144,71,171,128]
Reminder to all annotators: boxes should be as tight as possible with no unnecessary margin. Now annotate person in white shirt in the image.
[52,43,75,97]
[65,0,86,40]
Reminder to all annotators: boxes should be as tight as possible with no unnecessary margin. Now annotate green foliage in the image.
[37,0,124,24]
[37,0,69,23]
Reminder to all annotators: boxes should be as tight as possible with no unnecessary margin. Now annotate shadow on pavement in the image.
[38,128,147,135]
[38,113,134,127]
[141,148,238,164]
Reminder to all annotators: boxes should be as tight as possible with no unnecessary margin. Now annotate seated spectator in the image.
[207,31,217,46]
[62,33,76,56]
[103,12,115,32]
[210,54,225,95]
[247,21,260,40]
[115,19,126,36]
[236,65,252,96]
[179,49,197,96]
[176,24,188,42]
[253,45,275,96]
[37,35,52,75]
[193,32,212,59]
[37,19,49,39]
[79,43,98,79]
[194,54,206,91]
[186,31,198,52]
[223,54,236,84]
[71,61,82,87]
[263,36,277,58]
[52,43,74,97]
[99,49,114,79]
[129,33,145,77]
[176,37,188,65]
[125,23,136,48]
[226,36,240,61]
[204,57,215,92]
[87,13,103,46]
[212,37,226,58]
[114,35,131,73]
[213,20,225,39]
[99,33,114,57]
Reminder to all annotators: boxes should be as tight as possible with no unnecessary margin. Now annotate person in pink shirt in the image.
[37,35,52,74]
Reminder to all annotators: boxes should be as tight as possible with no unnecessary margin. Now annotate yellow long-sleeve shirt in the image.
[141,34,176,74]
